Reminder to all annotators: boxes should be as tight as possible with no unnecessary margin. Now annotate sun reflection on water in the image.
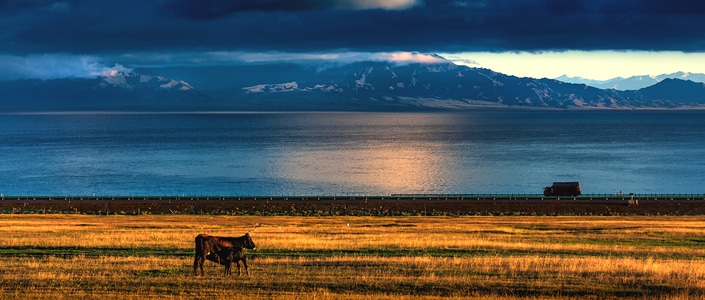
[279,143,450,195]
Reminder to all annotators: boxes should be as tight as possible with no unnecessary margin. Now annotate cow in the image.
[213,246,249,276]
[193,233,256,276]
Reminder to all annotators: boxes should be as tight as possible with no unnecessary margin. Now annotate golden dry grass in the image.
[1,215,705,299]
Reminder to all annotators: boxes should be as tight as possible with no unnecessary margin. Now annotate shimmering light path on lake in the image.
[1,110,704,196]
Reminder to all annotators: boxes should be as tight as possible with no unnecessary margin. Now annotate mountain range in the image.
[1,60,704,112]
[555,72,705,90]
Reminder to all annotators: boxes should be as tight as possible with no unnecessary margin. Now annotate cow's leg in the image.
[224,261,231,276]
[193,256,197,276]
[242,256,249,275]
[238,255,250,275]
[197,256,205,276]
[193,255,201,276]
[194,236,205,276]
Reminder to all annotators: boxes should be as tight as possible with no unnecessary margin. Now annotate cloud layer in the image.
[0,51,448,80]
[1,0,705,56]
[0,54,99,80]
[164,0,420,19]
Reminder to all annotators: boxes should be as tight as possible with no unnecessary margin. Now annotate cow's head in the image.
[243,232,256,250]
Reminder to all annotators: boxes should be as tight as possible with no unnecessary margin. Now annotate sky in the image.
[1,0,705,81]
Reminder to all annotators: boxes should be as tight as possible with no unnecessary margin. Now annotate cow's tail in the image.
[194,234,204,257]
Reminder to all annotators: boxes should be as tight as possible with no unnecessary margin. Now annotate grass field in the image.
[1,215,705,299]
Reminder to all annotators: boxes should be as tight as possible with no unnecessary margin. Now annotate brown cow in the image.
[193,233,256,276]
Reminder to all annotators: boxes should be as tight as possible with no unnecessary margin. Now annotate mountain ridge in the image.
[556,71,705,90]
[1,61,704,112]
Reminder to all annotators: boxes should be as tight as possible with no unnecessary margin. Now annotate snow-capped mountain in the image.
[0,70,206,112]
[556,72,705,90]
[225,61,625,108]
[99,69,194,91]
[220,60,705,109]
[2,59,705,112]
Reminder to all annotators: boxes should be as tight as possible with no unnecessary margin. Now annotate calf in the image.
[215,247,249,276]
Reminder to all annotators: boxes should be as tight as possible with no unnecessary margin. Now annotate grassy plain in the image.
[1,215,705,299]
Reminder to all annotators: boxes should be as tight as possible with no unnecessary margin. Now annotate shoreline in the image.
[3,195,705,216]
[3,104,705,115]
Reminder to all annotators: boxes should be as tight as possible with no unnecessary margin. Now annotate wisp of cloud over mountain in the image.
[1,0,705,82]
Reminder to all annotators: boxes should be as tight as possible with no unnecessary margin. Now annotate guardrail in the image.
[1,194,704,204]
[391,193,705,199]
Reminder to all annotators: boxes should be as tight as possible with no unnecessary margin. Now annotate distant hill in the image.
[556,72,705,90]
[2,60,705,112]
[0,71,212,112]
[638,78,705,106]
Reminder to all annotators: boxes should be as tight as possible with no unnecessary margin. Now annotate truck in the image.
[543,182,581,196]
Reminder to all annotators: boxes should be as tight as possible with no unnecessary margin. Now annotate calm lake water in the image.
[1,110,704,196]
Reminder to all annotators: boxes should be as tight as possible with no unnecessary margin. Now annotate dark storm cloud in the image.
[1,0,705,55]
[163,0,420,19]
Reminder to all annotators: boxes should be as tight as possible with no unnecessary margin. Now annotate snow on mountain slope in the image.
[100,70,194,90]
[556,72,705,90]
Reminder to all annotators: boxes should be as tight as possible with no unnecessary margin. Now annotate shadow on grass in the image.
[0,246,191,257]
[1,245,702,261]
[137,268,188,278]
[233,279,696,299]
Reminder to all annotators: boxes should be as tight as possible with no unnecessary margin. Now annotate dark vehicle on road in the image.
[544,182,581,196]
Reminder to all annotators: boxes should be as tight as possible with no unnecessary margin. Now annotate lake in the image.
[1,110,704,196]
